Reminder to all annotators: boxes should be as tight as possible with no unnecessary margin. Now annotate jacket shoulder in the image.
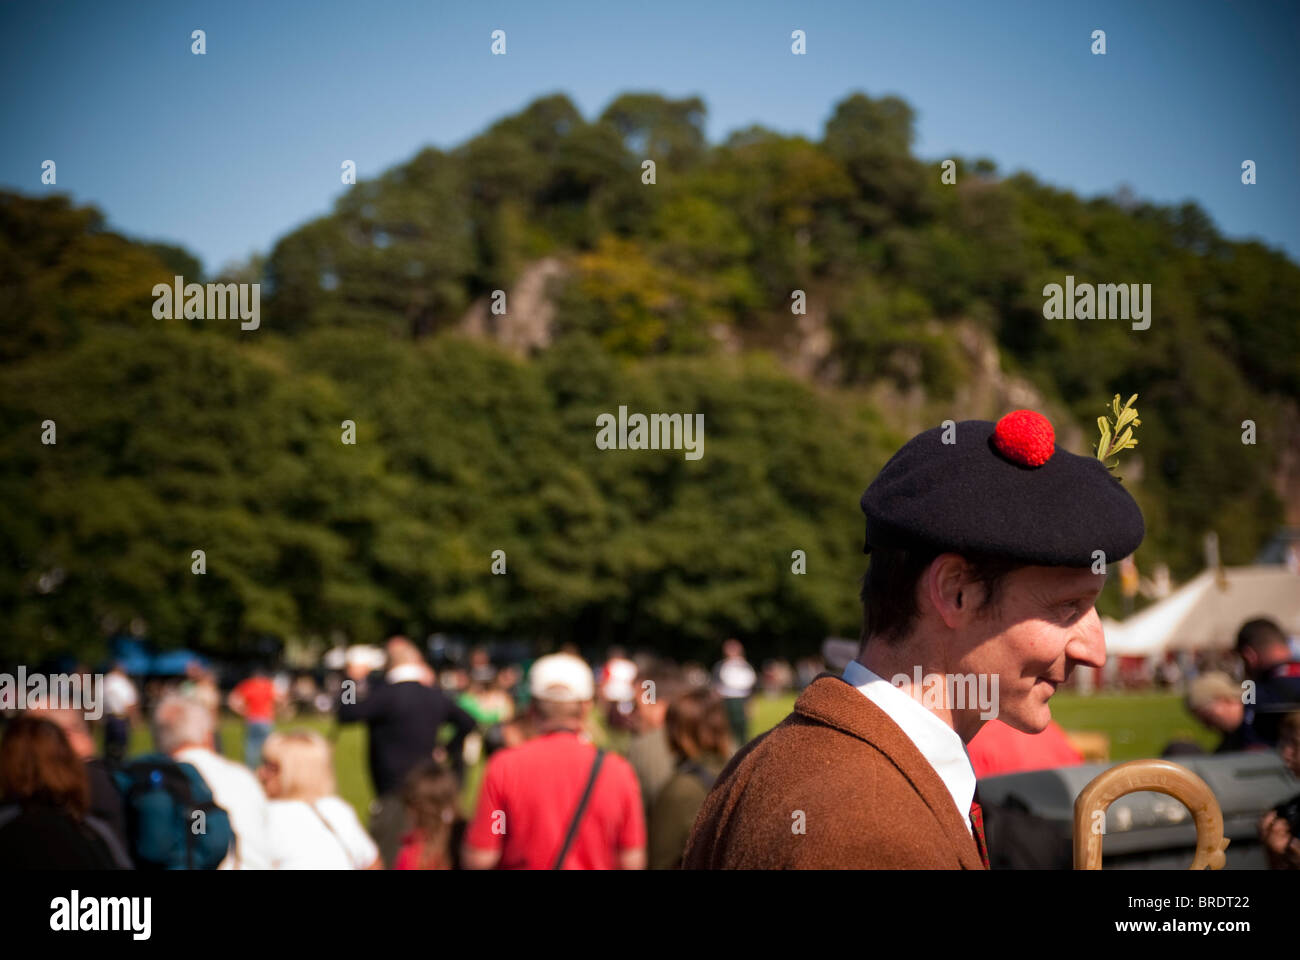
[683,681,974,869]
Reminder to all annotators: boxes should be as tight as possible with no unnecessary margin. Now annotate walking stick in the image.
[1073,759,1229,870]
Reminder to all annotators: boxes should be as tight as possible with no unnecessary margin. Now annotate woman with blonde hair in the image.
[257,730,380,869]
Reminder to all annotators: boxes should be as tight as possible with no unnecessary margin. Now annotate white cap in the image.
[344,645,387,671]
[529,653,595,703]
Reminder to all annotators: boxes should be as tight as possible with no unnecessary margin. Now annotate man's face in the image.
[1243,639,1290,677]
[1196,698,1244,734]
[256,759,281,797]
[961,564,1107,734]
[1279,729,1300,779]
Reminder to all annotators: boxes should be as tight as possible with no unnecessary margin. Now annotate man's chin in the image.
[1001,704,1052,735]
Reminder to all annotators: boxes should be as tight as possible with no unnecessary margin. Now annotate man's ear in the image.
[925,554,977,630]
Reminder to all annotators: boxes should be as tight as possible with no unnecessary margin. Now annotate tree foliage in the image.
[4,89,1296,661]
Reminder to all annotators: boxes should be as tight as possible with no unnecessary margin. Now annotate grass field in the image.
[120,690,1220,827]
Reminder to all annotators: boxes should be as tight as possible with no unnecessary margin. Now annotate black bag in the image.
[981,793,1072,870]
[552,748,605,869]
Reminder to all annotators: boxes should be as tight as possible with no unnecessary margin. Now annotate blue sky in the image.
[2,0,1296,274]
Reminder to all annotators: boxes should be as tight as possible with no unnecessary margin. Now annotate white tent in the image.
[1101,565,1300,658]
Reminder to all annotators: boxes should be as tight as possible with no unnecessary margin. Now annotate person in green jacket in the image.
[648,688,734,869]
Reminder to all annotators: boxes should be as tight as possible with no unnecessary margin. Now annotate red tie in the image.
[969,799,990,870]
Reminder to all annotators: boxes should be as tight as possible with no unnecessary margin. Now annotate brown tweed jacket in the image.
[682,674,986,869]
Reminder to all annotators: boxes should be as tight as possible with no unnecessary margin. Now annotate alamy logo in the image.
[50,890,151,940]
[152,275,260,330]
[595,406,704,461]
[891,666,1000,720]
[0,668,103,720]
[1042,275,1151,330]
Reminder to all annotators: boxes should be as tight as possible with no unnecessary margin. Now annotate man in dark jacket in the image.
[337,636,476,866]
[1237,618,1300,748]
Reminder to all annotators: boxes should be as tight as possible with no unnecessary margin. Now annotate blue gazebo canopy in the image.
[106,636,207,676]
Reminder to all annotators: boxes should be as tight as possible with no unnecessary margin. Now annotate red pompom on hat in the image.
[992,410,1055,467]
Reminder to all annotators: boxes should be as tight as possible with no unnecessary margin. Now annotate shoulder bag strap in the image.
[309,801,357,867]
[84,815,135,870]
[167,761,197,870]
[552,748,605,870]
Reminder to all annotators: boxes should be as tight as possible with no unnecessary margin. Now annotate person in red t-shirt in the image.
[229,668,282,768]
[462,653,646,870]
[966,718,1083,780]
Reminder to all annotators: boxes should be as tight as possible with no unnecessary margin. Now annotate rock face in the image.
[772,296,1080,453]
[460,257,1065,433]
[784,298,833,380]
[459,257,568,354]
[457,260,1300,520]
[947,320,1090,460]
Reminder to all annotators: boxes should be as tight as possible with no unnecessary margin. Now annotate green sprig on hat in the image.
[1095,393,1140,474]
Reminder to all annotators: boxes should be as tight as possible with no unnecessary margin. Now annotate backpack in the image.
[113,754,234,869]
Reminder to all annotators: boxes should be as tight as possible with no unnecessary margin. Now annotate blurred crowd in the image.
[0,636,785,871]
[2,621,1297,871]
[1166,619,1300,761]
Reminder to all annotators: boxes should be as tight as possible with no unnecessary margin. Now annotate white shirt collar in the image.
[841,660,975,834]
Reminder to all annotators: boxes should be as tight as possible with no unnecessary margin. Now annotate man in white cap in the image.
[462,653,646,869]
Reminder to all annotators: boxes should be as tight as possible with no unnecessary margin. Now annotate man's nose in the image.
[1068,608,1107,670]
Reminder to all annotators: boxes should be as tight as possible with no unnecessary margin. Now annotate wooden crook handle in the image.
[1073,759,1229,870]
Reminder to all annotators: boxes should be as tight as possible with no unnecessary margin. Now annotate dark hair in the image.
[0,715,90,817]
[1236,618,1287,655]
[859,541,1023,646]
[401,761,460,870]
[639,661,688,705]
[665,689,733,761]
